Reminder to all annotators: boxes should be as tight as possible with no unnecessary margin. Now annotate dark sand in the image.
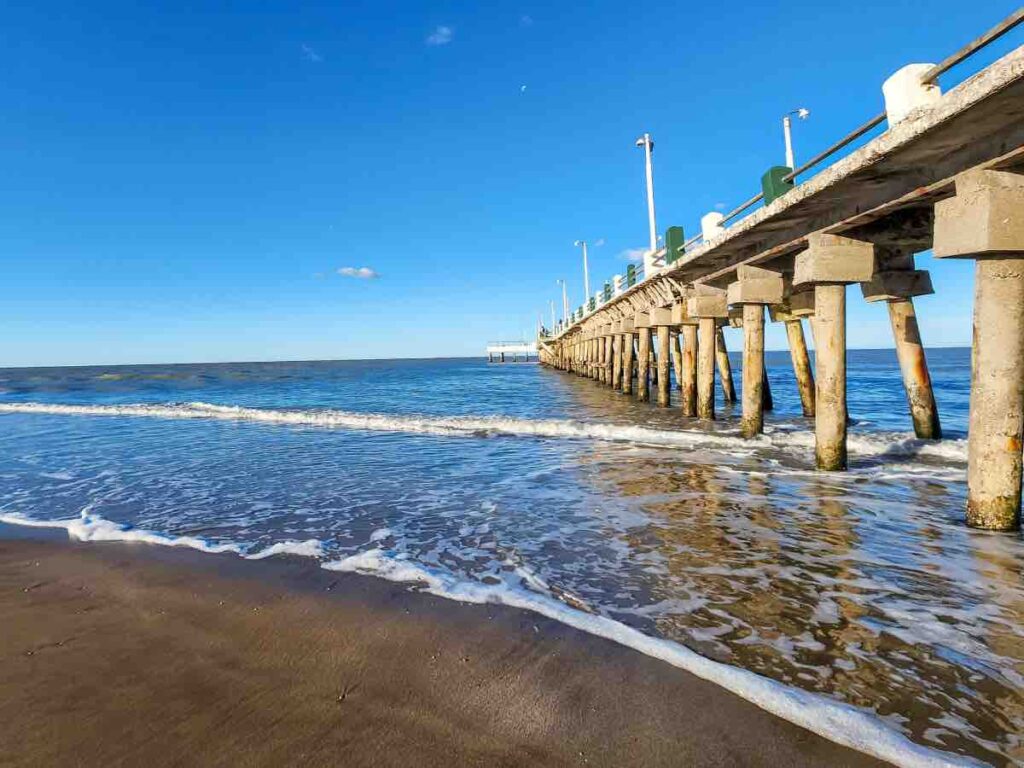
[0,533,886,767]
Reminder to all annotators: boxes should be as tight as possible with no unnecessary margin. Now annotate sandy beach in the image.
[0,531,885,767]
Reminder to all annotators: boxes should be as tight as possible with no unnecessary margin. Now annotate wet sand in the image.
[0,533,885,767]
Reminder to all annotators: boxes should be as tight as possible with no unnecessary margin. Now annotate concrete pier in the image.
[535,40,1024,520]
[671,332,684,392]
[935,169,1024,530]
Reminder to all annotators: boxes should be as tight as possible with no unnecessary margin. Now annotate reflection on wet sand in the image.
[557,371,1024,765]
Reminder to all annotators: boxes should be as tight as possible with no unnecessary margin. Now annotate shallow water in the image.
[0,349,1021,765]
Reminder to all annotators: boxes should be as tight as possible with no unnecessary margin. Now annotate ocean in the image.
[0,349,1020,766]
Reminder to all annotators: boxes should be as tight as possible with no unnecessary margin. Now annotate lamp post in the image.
[573,240,590,301]
[782,108,810,169]
[556,279,569,325]
[634,133,658,275]
[550,300,556,332]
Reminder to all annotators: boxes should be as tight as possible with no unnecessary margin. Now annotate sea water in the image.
[0,350,1020,766]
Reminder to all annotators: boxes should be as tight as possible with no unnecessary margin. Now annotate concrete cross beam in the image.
[934,168,1024,531]
[633,311,652,329]
[727,265,785,306]
[933,169,1024,258]
[649,307,673,326]
[794,233,876,286]
[861,270,934,302]
[671,303,699,326]
[686,285,728,319]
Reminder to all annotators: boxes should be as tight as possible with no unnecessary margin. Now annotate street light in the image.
[782,108,810,169]
[556,279,569,324]
[573,240,590,301]
[549,300,556,332]
[634,133,658,275]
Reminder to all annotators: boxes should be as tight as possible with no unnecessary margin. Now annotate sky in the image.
[0,1,1019,367]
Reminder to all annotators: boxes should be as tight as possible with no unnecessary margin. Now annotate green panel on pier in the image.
[664,226,685,264]
[761,166,795,205]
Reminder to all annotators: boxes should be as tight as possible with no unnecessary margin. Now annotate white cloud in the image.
[618,248,647,263]
[338,266,380,279]
[426,25,453,46]
[301,43,323,63]
[714,201,727,211]
[519,14,534,26]
[593,238,606,247]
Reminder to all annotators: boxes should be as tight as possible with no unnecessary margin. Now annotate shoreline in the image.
[0,529,886,767]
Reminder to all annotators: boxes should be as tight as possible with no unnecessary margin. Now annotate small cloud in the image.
[338,266,380,279]
[426,25,453,46]
[519,14,534,26]
[714,201,727,211]
[520,84,527,93]
[618,247,647,263]
[593,238,606,247]
[301,43,323,63]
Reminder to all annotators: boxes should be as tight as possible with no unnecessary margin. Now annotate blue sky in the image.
[0,1,1017,366]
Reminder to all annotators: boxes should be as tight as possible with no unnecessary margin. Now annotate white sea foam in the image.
[245,539,324,560]
[0,510,242,554]
[0,507,976,767]
[0,401,969,464]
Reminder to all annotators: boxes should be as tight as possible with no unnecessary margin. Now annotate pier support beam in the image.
[782,316,816,417]
[935,168,1024,530]
[795,233,876,471]
[729,266,784,438]
[688,286,728,420]
[671,332,684,392]
[612,330,622,389]
[636,318,652,403]
[715,327,737,404]
[861,253,941,439]
[651,308,673,407]
[622,329,635,395]
[604,330,614,385]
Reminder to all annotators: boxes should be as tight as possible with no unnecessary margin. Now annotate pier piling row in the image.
[536,40,1024,530]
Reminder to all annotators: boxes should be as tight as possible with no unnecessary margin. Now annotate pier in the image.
[536,11,1024,530]
[487,341,538,363]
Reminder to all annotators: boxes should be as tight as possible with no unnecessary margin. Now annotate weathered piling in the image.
[782,317,815,417]
[934,168,1024,530]
[671,332,684,391]
[729,266,784,437]
[697,319,716,419]
[652,308,673,407]
[681,325,698,417]
[636,322,652,402]
[861,248,941,439]
[622,330,635,395]
[795,233,876,471]
[604,329,614,385]
[612,331,622,389]
[715,327,737,404]
[688,287,728,420]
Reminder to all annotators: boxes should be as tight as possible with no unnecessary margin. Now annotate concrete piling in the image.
[934,168,1024,530]
[622,333,635,395]
[715,327,737,404]
[741,305,766,437]
[888,300,941,438]
[795,233,876,471]
[697,319,716,419]
[657,327,671,406]
[671,332,684,392]
[785,320,816,417]
[813,284,848,470]
[612,332,622,389]
[637,326,652,402]
[728,265,784,437]
[681,325,698,417]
